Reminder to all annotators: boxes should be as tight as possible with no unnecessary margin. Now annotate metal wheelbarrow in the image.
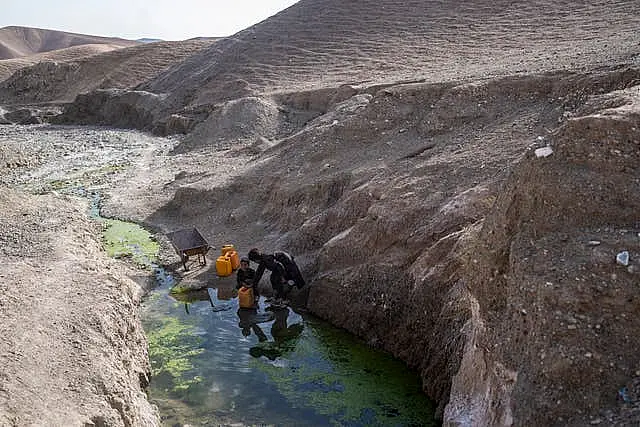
[166,227,211,271]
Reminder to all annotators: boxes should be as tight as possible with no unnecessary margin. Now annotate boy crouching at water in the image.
[236,257,259,308]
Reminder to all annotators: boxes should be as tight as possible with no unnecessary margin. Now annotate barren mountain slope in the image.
[141,0,640,110]
[0,26,138,60]
[0,39,214,105]
[54,0,640,137]
[0,43,127,82]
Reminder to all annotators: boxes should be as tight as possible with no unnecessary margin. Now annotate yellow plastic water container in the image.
[216,255,233,277]
[228,250,240,270]
[238,286,255,309]
[221,244,235,256]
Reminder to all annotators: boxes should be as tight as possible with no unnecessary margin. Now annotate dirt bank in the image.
[0,126,176,426]
[0,186,158,426]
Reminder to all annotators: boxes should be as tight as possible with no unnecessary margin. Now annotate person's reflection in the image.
[249,307,303,360]
[237,308,269,342]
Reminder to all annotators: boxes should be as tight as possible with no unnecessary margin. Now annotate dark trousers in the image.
[270,273,286,299]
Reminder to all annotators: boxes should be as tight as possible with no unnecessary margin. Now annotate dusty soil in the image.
[0,187,157,426]
[2,1,640,426]
[0,126,180,426]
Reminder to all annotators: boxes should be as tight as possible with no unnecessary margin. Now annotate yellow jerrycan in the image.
[216,255,233,277]
[228,250,240,270]
[238,286,255,309]
[221,244,235,256]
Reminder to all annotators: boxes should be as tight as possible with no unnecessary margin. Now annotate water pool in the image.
[142,278,437,426]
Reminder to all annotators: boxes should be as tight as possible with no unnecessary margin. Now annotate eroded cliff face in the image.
[452,85,640,426]
[257,71,640,424]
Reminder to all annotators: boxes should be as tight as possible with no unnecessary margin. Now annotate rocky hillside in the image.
[52,0,640,136]
[0,43,128,82]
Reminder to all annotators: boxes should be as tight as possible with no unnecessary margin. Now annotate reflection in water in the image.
[142,283,437,426]
[249,307,303,361]
[237,307,272,342]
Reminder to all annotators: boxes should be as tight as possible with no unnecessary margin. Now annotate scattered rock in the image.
[535,146,553,158]
[616,251,630,266]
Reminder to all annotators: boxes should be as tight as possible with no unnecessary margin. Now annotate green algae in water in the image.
[87,193,160,268]
[32,163,130,195]
[102,219,159,267]
[147,316,205,393]
[142,290,438,426]
[254,319,437,426]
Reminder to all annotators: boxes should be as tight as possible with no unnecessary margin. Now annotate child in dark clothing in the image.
[236,257,259,307]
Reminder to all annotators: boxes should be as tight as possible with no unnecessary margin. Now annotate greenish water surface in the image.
[142,279,438,426]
